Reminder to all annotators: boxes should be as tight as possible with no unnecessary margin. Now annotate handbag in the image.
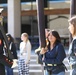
[45,63,66,74]
[37,51,43,64]
[35,47,43,64]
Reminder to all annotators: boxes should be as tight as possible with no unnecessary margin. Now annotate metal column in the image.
[44,0,48,28]
[70,0,76,17]
[36,0,46,48]
[36,0,46,74]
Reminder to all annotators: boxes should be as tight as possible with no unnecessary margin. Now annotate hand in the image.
[45,47,48,51]
[40,47,47,54]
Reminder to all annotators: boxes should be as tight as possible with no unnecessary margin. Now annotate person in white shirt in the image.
[18,33,31,75]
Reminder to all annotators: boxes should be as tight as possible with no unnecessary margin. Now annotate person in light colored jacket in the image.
[18,33,31,75]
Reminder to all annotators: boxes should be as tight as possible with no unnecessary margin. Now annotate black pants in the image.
[0,63,5,75]
[0,64,5,75]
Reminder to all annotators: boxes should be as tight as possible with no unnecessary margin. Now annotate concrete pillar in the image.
[36,0,46,48]
[7,0,21,38]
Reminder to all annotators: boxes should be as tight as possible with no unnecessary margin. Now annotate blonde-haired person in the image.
[68,16,76,75]
[18,33,31,75]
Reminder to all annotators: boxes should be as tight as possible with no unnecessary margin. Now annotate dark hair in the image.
[6,33,14,42]
[68,16,76,35]
[51,30,61,44]
[48,30,61,49]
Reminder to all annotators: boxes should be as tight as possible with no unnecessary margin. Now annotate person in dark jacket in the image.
[0,31,17,75]
[68,16,76,75]
[4,33,17,75]
[40,30,66,75]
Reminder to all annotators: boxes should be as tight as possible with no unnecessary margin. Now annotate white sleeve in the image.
[26,41,31,62]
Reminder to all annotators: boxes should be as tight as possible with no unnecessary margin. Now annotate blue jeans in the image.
[5,66,13,75]
[45,70,65,75]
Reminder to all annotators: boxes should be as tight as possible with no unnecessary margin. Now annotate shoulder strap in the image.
[56,45,58,55]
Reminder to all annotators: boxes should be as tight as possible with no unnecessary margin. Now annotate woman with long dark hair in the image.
[5,33,17,75]
[40,30,66,75]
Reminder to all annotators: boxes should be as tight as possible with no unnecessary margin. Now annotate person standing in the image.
[40,30,66,75]
[68,16,76,75]
[18,33,31,75]
[4,34,17,75]
[0,31,17,75]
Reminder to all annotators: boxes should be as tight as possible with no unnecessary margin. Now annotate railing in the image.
[60,35,69,48]
[15,35,69,51]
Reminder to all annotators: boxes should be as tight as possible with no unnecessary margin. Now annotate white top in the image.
[19,40,31,63]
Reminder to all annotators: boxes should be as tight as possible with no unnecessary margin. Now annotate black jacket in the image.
[10,42,17,59]
[0,31,13,68]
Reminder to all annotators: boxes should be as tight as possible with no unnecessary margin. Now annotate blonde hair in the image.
[22,33,28,38]
[21,33,29,41]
